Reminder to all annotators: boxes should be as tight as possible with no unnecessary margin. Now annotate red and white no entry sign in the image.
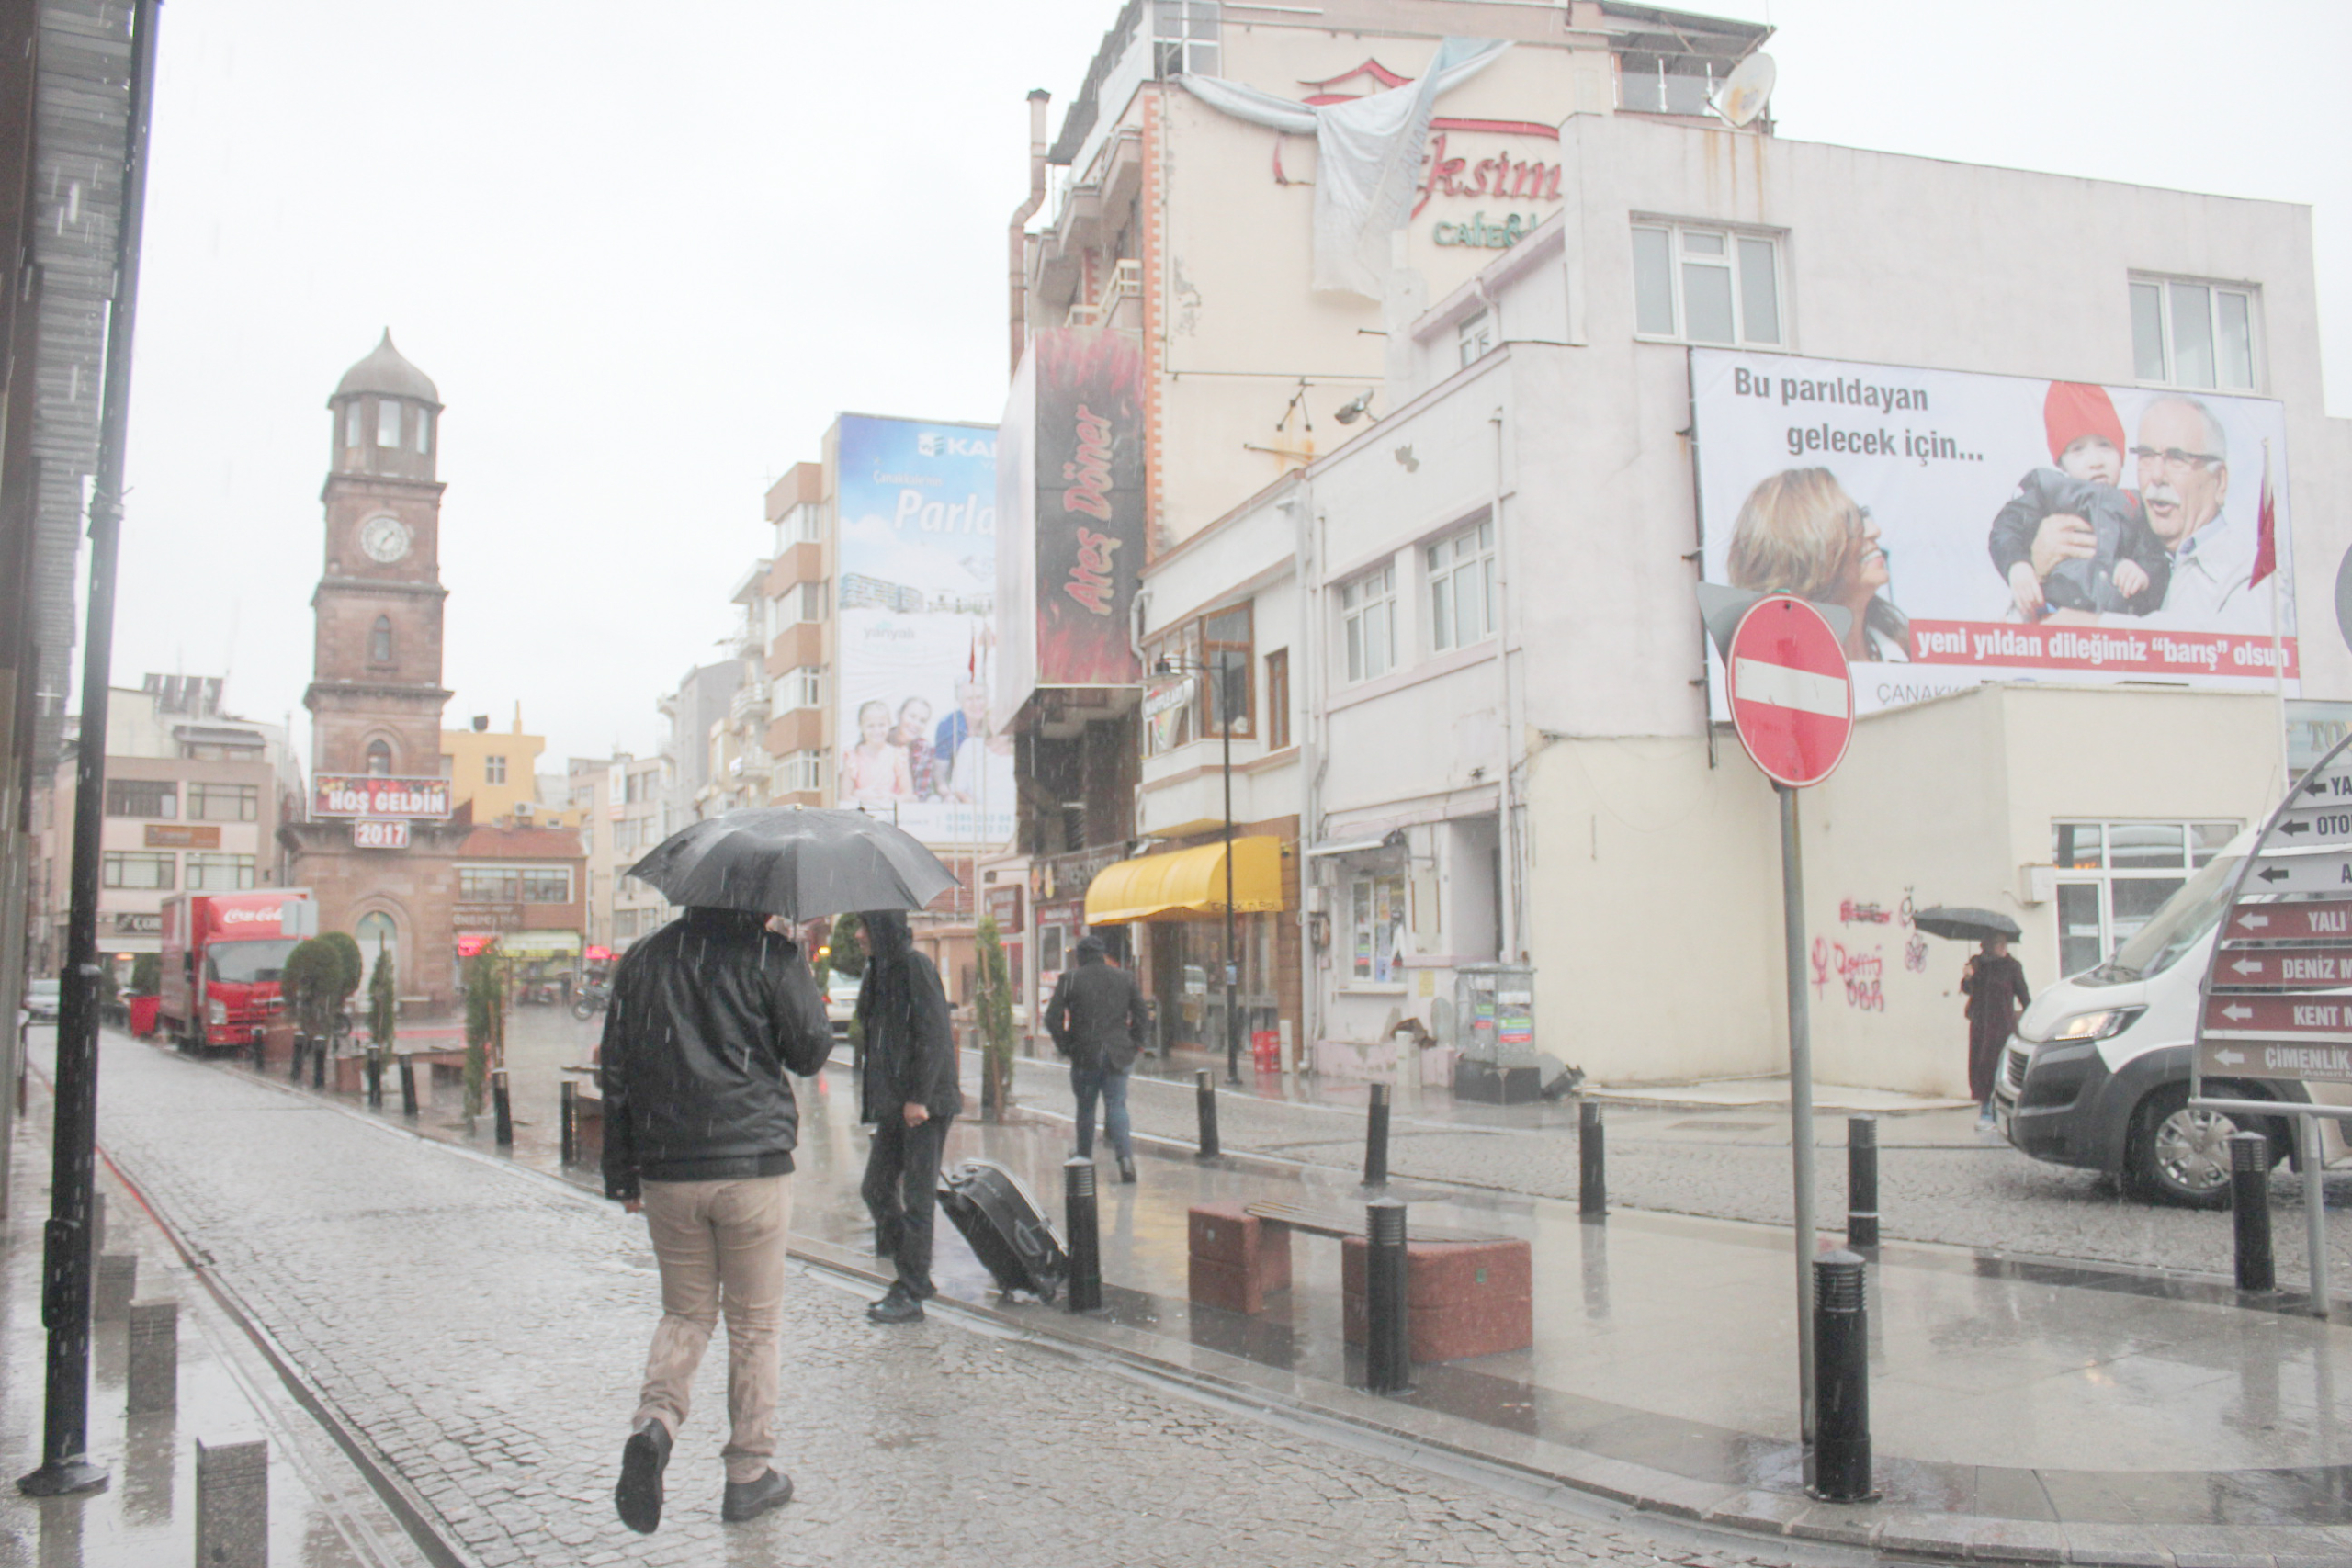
[1726,595,1853,788]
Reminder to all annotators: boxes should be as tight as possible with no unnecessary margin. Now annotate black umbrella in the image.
[1911,906,2022,943]
[626,807,957,919]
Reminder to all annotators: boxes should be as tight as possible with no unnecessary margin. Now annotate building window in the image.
[1341,564,1396,683]
[485,755,508,785]
[366,740,393,776]
[1153,0,1217,77]
[356,911,396,987]
[1264,649,1290,750]
[1426,518,1497,652]
[2052,819,2239,976]
[415,410,431,455]
[1632,222,1781,346]
[1203,604,1253,737]
[2132,277,2256,391]
[1349,870,1408,983]
[458,865,572,903]
[344,402,362,450]
[1457,310,1494,368]
[797,581,829,622]
[376,398,401,448]
[102,852,175,890]
[186,853,256,891]
[781,666,824,710]
[105,779,175,818]
[369,615,393,662]
[782,750,824,794]
[187,783,258,822]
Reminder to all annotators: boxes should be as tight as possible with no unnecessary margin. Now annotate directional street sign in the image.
[2239,851,2352,896]
[1726,595,1853,790]
[2290,762,2352,807]
[2266,803,2352,851]
[2211,948,2352,988]
[2199,1038,2352,1085]
[2201,992,2352,1041]
[2222,900,2352,942]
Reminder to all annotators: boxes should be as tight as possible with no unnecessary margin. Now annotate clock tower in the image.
[307,330,451,777]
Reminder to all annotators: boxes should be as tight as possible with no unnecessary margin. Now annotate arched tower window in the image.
[366,739,393,776]
[369,615,393,662]
[356,911,397,991]
[376,398,401,448]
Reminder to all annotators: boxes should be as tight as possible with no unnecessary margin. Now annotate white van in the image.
[1994,828,2350,1206]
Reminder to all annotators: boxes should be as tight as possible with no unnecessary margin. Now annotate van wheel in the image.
[2130,1085,2267,1209]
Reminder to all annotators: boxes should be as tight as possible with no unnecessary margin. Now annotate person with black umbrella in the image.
[855,909,965,1323]
[1961,935,2030,1130]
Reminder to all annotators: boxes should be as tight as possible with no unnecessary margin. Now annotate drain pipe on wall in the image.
[1289,484,1324,1069]
[1491,406,1522,964]
[1009,89,1051,377]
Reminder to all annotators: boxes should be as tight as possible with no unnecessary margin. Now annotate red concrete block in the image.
[1187,1202,1292,1314]
[1341,1235,1532,1361]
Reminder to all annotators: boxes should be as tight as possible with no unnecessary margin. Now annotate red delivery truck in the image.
[158,889,318,1054]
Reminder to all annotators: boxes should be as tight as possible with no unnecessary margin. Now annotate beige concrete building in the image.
[442,710,582,829]
[569,751,673,953]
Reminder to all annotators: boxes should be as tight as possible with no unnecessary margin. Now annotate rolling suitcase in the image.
[938,1158,1068,1303]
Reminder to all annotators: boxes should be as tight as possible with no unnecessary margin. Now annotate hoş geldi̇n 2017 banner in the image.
[833,415,1010,847]
[1692,348,2296,719]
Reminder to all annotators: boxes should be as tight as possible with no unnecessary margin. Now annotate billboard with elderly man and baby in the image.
[1692,348,2295,720]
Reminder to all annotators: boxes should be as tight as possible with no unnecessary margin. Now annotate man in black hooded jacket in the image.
[855,909,964,1323]
[601,907,830,1533]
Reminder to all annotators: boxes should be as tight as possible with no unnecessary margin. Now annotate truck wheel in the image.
[2129,1084,2268,1209]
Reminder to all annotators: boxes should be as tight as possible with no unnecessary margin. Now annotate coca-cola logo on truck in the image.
[219,905,283,926]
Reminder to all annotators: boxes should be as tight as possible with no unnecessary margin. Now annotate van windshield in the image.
[2092,854,2241,983]
[207,939,299,986]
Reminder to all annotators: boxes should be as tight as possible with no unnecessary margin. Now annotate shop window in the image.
[366,740,393,776]
[1264,649,1290,750]
[1349,870,1408,984]
[1426,519,1496,651]
[1633,222,1781,346]
[187,783,257,822]
[2052,818,2238,976]
[377,398,401,448]
[458,866,572,903]
[102,851,175,890]
[369,615,393,662]
[2132,277,2256,391]
[105,779,175,818]
[1341,564,1396,683]
[186,853,256,891]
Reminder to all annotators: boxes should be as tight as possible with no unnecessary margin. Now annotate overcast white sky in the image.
[102,0,2351,771]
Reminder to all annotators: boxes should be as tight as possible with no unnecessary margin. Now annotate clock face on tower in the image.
[358,515,413,564]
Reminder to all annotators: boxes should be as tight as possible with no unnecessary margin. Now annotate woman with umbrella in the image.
[1919,906,2030,1129]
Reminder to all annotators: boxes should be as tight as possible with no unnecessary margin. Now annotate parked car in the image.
[826,971,860,1055]
[1995,829,2350,1207]
[22,977,61,1023]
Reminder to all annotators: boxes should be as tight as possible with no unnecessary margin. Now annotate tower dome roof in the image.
[332,330,439,406]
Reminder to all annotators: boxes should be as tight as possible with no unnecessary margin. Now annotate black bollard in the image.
[2230,1130,2276,1292]
[1364,1081,1391,1189]
[1578,1100,1606,1218]
[398,1057,418,1119]
[1363,1199,1412,1394]
[1063,1156,1102,1313]
[366,1054,382,1110]
[492,1070,514,1147]
[1847,1115,1880,1249]
[1194,1069,1220,1160]
[560,1080,576,1166]
[251,1032,266,1072]
[288,1032,304,1082]
[1810,1248,1875,1502]
[311,1039,325,1089]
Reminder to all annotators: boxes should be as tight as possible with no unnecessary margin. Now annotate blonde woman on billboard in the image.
[1726,467,1911,662]
[841,699,915,806]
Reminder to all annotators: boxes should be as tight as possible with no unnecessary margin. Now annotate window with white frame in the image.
[1632,222,1781,346]
[1340,564,1396,683]
[1348,870,1408,984]
[1457,310,1494,368]
[2052,819,2239,976]
[186,853,256,892]
[782,666,823,710]
[415,409,431,455]
[797,581,828,623]
[344,403,363,451]
[376,398,401,448]
[1426,519,1496,652]
[103,852,175,890]
[782,750,824,793]
[484,755,508,785]
[2131,277,2257,391]
[1153,0,1217,77]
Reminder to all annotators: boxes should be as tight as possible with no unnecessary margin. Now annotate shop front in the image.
[1083,831,1293,1063]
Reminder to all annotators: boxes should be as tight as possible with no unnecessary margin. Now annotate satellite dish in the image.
[1713,52,1775,129]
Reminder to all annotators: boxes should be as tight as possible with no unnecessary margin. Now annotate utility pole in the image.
[1220,649,1239,1085]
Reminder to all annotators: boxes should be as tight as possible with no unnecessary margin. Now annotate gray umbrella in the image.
[627,807,956,919]
[1911,906,2023,943]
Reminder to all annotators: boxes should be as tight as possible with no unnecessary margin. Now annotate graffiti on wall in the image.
[1812,937,1888,1012]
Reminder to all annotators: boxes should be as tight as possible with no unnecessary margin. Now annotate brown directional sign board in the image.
[2209,948,2352,988]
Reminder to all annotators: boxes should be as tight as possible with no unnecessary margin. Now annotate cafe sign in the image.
[144,824,220,849]
[313,774,450,819]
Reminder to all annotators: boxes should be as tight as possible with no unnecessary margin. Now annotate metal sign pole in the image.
[1779,781,1817,1450]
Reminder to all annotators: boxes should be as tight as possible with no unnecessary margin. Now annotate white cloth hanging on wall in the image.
[1179,38,1510,299]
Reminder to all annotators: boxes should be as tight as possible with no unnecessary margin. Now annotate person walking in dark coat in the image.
[855,910,964,1323]
[601,908,831,1533]
[1044,934,1148,1182]
[1961,936,2030,1128]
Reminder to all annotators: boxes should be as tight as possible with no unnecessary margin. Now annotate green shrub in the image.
[129,952,160,995]
[283,938,346,1040]
[368,948,397,1055]
[463,950,502,1119]
[322,931,365,1009]
[975,915,1015,1118]
[828,912,866,979]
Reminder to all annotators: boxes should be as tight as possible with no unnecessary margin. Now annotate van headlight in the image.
[207,999,227,1026]
[2047,1007,2143,1043]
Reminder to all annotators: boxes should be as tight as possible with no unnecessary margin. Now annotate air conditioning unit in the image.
[514,800,535,818]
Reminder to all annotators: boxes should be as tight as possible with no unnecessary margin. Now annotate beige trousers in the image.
[635,1174,793,1484]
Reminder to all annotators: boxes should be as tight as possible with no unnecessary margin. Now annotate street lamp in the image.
[1155,650,1244,1085]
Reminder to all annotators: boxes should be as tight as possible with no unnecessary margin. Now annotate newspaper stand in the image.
[2192,728,2352,1319]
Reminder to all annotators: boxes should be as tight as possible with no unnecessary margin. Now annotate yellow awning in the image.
[1084,836,1284,925]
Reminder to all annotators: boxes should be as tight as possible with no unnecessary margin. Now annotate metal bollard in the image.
[289,1032,305,1081]
[492,1069,514,1147]
[1063,1156,1103,1313]
[1364,1081,1391,1189]
[1810,1248,1875,1502]
[1847,1115,1880,1249]
[126,1301,177,1416]
[1578,1100,1607,1218]
[1363,1199,1412,1394]
[251,1032,266,1072]
[399,1056,418,1118]
[1194,1069,1220,1159]
[311,1038,325,1089]
[95,1253,137,1322]
[366,1053,383,1110]
[560,1080,576,1166]
[2231,1130,2276,1292]
[195,1438,268,1568]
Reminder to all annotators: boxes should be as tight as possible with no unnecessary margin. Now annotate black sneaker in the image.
[867,1282,924,1324]
[721,1468,795,1523]
[615,1417,671,1534]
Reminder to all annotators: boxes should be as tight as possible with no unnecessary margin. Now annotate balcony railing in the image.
[1067,257,1141,326]
[730,681,771,725]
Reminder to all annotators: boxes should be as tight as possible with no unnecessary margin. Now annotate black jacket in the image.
[599,908,831,1201]
[856,920,964,1123]
[1045,956,1148,1072]
[1987,468,2170,615]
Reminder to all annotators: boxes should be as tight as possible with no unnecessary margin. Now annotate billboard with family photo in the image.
[833,414,1012,847]
[1691,348,2296,720]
